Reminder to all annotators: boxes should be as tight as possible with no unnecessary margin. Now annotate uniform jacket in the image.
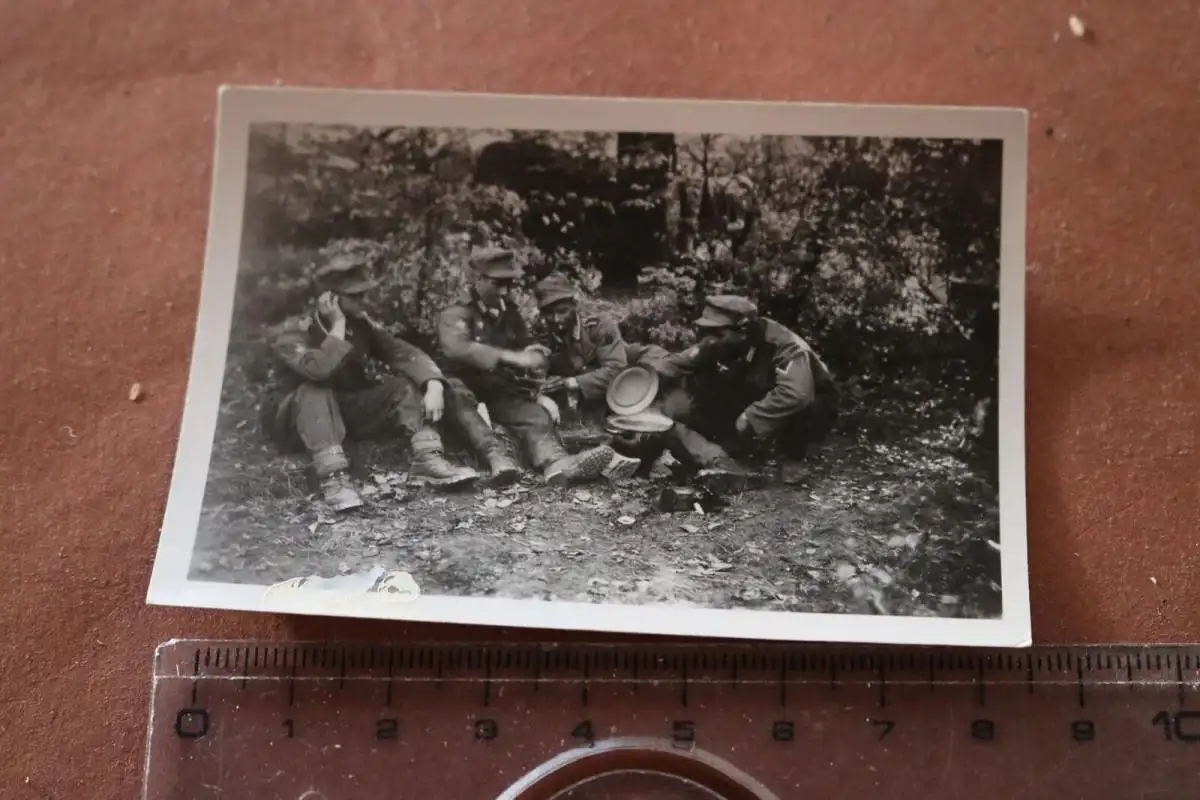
[657,318,836,436]
[436,290,544,400]
[264,310,445,398]
[536,313,628,402]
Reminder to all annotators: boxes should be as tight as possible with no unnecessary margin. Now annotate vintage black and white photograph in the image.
[148,88,1029,646]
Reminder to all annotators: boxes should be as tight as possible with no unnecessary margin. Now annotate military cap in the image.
[693,295,758,328]
[534,273,577,310]
[313,252,378,295]
[469,247,522,279]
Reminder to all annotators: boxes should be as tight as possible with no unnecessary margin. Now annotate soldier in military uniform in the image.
[651,295,839,480]
[259,256,518,513]
[436,248,642,485]
[532,273,633,422]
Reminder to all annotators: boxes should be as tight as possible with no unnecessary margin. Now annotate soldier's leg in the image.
[488,394,640,485]
[657,385,763,490]
[773,395,838,461]
[283,383,362,512]
[656,386,735,470]
[337,377,478,489]
[442,377,521,485]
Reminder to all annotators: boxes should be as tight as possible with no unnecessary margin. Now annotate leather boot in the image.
[455,406,522,486]
[544,444,641,486]
[408,428,480,488]
[483,448,522,486]
[312,445,363,512]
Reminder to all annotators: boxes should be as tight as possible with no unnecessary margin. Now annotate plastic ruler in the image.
[144,639,1200,799]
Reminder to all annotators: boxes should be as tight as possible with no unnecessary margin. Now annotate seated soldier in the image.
[436,248,642,485]
[651,295,839,485]
[259,255,516,512]
[533,273,629,423]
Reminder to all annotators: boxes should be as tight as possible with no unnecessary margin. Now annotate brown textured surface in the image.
[1,1,1197,796]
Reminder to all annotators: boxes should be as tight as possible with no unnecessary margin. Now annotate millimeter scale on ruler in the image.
[145,639,1200,799]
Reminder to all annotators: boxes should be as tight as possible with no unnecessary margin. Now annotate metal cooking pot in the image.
[606,365,659,417]
[605,409,675,460]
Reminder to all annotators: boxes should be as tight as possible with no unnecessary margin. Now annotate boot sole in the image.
[545,448,641,486]
[603,454,642,482]
[411,473,480,490]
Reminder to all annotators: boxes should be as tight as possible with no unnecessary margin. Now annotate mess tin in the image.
[605,365,675,457]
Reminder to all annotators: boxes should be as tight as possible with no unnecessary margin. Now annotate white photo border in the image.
[147,86,1030,648]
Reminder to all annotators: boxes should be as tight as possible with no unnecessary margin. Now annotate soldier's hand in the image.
[735,412,751,437]
[317,291,345,324]
[537,394,561,424]
[542,376,566,395]
[501,349,544,371]
[423,381,445,423]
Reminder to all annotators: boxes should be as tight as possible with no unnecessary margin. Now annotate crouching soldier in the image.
[533,272,671,423]
[437,248,641,485]
[532,273,630,424]
[259,257,504,512]
[653,295,839,483]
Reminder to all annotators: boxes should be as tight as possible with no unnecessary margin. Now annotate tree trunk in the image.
[605,132,675,287]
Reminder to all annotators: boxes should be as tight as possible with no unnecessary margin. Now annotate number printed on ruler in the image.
[147,642,1200,800]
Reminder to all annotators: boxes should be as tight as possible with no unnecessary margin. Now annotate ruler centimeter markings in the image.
[146,641,1200,800]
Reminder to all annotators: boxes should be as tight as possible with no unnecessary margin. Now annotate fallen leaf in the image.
[511,521,526,533]
[886,535,908,548]
[617,516,636,526]
[834,563,857,581]
[680,524,699,534]
[575,490,593,502]
[484,498,498,509]
[496,498,514,509]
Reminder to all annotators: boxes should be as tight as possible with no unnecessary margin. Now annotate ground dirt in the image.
[189,364,1002,620]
